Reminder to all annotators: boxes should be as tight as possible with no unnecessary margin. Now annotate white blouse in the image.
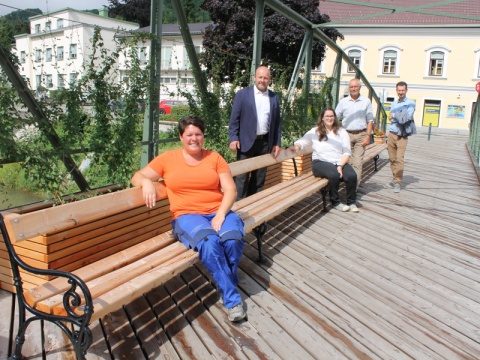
[294,127,351,164]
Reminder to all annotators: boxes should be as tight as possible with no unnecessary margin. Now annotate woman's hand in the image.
[211,213,226,232]
[337,165,344,179]
[289,145,300,153]
[142,179,157,208]
[131,166,162,208]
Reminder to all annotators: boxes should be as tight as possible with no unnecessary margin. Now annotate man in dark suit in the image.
[229,66,282,200]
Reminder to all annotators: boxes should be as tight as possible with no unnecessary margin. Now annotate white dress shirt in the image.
[254,87,270,135]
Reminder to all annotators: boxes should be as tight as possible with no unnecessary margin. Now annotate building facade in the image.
[119,23,209,101]
[318,0,480,131]
[15,7,139,98]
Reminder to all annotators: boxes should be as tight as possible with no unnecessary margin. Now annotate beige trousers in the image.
[348,131,367,189]
[387,132,408,185]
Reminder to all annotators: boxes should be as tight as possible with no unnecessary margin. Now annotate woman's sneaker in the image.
[334,203,349,212]
[349,204,359,213]
[228,302,247,322]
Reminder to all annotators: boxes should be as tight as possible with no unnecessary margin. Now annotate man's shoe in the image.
[387,180,395,188]
[228,302,246,322]
[334,203,349,212]
[393,184,401,193]
[349,204,359,213]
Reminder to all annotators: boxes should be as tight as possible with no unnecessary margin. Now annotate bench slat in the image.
[24,232,176,307]
[229,147,310,177]
[35,241,190,315]
[88,249,199,323]
[3,183,166,243]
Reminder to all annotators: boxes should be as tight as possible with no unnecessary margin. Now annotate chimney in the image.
[99,6,108,18]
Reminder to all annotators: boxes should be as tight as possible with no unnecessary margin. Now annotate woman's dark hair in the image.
[178,116,205,135]
[316,107,340,141]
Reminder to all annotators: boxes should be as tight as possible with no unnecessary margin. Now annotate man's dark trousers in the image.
[235,136,269,200]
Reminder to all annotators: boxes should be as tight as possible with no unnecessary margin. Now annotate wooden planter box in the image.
[264,153,312,189]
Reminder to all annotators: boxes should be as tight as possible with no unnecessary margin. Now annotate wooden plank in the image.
[85,319,111,359]
[0,290,13,359]
[36,242,190,315]
[2,182,166,243]
[88,249,199,323]
[24,232,177,307]
[123,296,180,359]
[101,307,145,359]
[182,265,283,360]
[165,275,249,359]
[229,147,311,177]
[146,284,212,359]
[40,198,170,245]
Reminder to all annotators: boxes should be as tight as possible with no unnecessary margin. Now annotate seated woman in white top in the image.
[291,107,359,212]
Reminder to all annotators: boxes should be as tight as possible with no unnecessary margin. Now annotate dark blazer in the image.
[228,85,282,153]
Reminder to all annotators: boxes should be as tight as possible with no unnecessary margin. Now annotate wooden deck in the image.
[1,132,479,359]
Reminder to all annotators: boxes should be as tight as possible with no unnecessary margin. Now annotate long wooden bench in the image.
[0,142,386,359]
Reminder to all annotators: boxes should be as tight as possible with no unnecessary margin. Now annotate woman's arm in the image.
[131,166,162,208]
[211,172,237,231]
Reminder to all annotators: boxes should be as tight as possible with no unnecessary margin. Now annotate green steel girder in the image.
[264,0,387,126]
[251,0,266,84]
[0,47,90,192]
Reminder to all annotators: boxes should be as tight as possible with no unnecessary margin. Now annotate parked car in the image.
[159,99,187,114]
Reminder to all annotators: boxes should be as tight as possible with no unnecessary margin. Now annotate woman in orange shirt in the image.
[131,117,246,322]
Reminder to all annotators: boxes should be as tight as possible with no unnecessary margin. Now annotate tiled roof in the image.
[319,0,480,25]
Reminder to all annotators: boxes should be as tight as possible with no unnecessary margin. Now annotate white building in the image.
[120,23,209,100]
[318,1,480,131]
[15,7,138,97]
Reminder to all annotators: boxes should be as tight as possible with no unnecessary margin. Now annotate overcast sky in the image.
[0,0,111,16]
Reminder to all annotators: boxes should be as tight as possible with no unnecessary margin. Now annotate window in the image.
[57,19,63,29]
[161,77,176,84]
[180,77,195,84]
[69,72,78,84]
[347,49,361,73]
[57,46,64,61]
[34,24,40,33]
[429,51,444,76]
[183,46,200,69]
[45,21,51,31]
[35,49,41,62]
[20,51,26,64]
[46,48,52,62]
[36,75,41,88]
[69,44,77,59]
[161,47,172,68]
[58,74,65,88]
[383,50,397,74]
[46,74,53,88]
[139,47,147,64]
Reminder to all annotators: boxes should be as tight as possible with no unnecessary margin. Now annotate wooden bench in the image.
[0,143,386,359]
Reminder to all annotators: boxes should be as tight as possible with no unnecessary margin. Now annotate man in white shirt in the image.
[228,66,282,200]
[335,79,374,190]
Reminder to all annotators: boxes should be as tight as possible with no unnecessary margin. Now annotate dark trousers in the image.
[235,137,269,200]
[312,160,357,206]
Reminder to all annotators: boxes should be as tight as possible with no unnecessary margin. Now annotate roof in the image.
[137,23,211,36]
[319,0,480,25]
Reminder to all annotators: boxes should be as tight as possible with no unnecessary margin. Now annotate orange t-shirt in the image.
[148,148,231,219]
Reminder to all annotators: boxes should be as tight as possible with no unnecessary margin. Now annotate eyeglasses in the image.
[323,115,335,118]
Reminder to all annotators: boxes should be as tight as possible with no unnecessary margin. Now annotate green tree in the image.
[200,0,343,86]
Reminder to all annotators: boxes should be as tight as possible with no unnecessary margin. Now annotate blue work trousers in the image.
[173,211,246,309]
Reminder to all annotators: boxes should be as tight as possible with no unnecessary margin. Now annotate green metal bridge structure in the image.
[1,0,479,195]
